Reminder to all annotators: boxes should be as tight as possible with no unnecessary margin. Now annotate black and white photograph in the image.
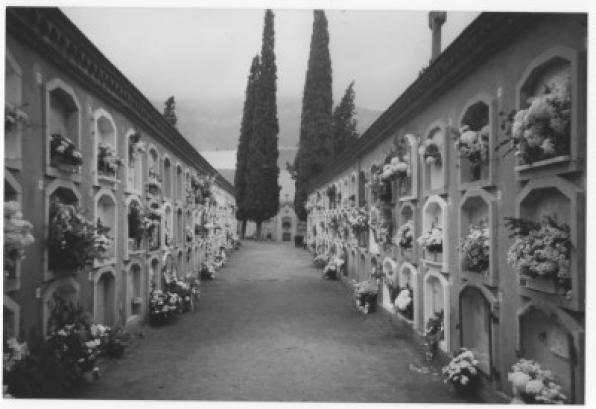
[2,0,591,405]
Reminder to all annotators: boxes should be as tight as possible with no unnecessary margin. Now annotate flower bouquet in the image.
[313,254,329,269]
[394,220,414,250]
[97,326,129,359]
[509,75,571,165]
[50,133,83,167]
[97,143,123,177]
[323,256,344,280]
[508,359,567,404]
[352,279,378,314]
[4,201,34,278]
[48,199,100,271]
[348,207,369,235]
[424,310,444,361]
[128,132,146,163]
[443,348,481,396]
[5,103,28,132]
[419,139,442,166]
[460,220,490,273]
[417,225,443,254]
[149,289,179,324]
[394,286,413,320]
[505,215,571,294]
[456,125,489,180]
[199,261,216,280]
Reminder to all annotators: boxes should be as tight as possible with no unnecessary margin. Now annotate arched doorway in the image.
[95,271,116,326]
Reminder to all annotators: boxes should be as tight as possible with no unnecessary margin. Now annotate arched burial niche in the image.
[393,133,419,201]
[177,207,184,244]
[148,256,161,290]
[163,156,173,198]
[127,197,144,255]
[381,257,398,311]
[177,250,184,278]
[42,278,80,336]
[176,164,184,201]
[514,46,581,176]
[94,189,117,264]
[458,96,495,187]
[5,49,24,168]
[399,262,421,330]
[397,202,416,262]
[515,176,583,311]
[420,195,448,271]
[127,130,144,194]
[94,109,119,183]
[423,269,450,351]
[518,302,584,403]
[46,79,82,177]
[162,203,174,248]
[459,285,495,376]
[421,124,447,194]
[128,262,143,316]
[459,189,498,285]
[94,269,116,326]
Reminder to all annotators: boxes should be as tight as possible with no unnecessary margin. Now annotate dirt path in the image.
[75,241,469,402]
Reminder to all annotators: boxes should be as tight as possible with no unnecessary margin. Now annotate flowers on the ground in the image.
[424,311,444,361]
[417,225,443,253]
[419,139,442,166]
[456,125,489,180]
[508,359,567,404]
[505,215,571,294]
[48,199,101,270]
[352,279,378,314]
[149,289,180,323]
[313,254,329,269]
[200,261,216,280]
[97,143,123,177]
[50,133,83,167]
[509,74,571,164]
[443,348,480,392]
[394,221,414,249]
[323,255,344,280]
[394,286,413,313]
[4,201,34,278]
[460,220,490,273]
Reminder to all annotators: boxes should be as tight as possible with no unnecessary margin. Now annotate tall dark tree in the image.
[332,81,359,156]
[163,96,177,128]
[294,10,333,221]
[244,9,280,239]
[234,55,260,239]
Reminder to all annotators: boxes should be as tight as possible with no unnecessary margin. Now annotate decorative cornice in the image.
[307,12,559,192]
[6,7,234,196]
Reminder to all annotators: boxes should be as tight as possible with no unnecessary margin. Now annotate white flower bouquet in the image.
[510,74,571,164]
[352,279,378,314]
[313,254,329,269]
[50,133,83,166]
[508,358,567,404]
[460,220,490,273]
[394,220,414,249]
[348,207,369,234]
[394,287,413,320]
[98,142,123,176]
[417,225,443,253]
[4,201,34,277]
[419,139,442,166]
[456,125,489,180]
[442,348,481,395]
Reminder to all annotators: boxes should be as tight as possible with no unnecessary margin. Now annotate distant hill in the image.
[151,97,382,152]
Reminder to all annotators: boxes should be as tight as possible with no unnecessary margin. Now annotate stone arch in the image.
[127,261,144,317]
[423,269,450,351]
[94,188,118,261]
[94,268,117,326]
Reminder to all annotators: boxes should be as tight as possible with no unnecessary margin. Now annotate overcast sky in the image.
[63,8,479,111]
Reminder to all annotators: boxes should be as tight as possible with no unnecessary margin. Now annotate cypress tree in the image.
[163,96,177,128]
[294,10,333,221]
[234,55,260,239]
[244,9,280,240]
[332,81,359,156]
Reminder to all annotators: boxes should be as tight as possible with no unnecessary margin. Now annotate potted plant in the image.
[50,133,83,168]
[97,143,123,178]
[460,220,490,273]
[443,348,481,397]
[417,225,443,260]
[352,279,379,314]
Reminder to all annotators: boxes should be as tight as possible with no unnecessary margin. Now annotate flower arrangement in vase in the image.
[417,225,443,254]
[499,74,571,165]
[505,215,571,295]
[419,139,442,166]
[50,133,83,167]
[394,220,414,250]
[348,207,369,235]
[460,220,490,273]
[442,348,481,396]
[508,359,567,404]
[456,125,489,180]
[48,199,101,271]
[4,201,34,279]
[97,143,123,177]
[394,286,413,320]
[424,310,444,361]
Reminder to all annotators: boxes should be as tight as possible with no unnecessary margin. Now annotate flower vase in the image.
[521,275,557,294]
[453,379,479,398]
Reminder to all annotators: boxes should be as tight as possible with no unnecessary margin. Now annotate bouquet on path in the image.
[323,256,344,280]
[508,359,567,404]
[352,279,378,314]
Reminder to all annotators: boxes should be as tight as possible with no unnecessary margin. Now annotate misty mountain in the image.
[151,97,382,152]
